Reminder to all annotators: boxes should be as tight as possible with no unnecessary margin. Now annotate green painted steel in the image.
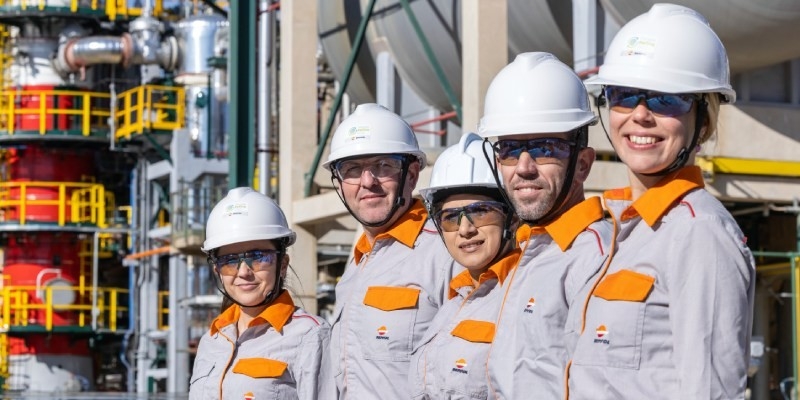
[398,0,462,123]
[228,0,256,189]
[304,0,378,197]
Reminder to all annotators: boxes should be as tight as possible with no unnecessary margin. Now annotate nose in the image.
[631,99,654,122]
[514,150,539,176]
[359,167,379,186]
[235,259,255,277]
[457,212,478,236]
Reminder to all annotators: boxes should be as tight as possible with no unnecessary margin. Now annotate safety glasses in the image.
[434,201,508,232]
[333,155,405,185]
[604,86,699,117]
[209,250,278,276]
[493,138,574,166]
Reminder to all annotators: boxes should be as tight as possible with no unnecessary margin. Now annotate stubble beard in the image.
[510,188,556,222]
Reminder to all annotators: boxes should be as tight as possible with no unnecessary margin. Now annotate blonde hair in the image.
[699,93,721,144]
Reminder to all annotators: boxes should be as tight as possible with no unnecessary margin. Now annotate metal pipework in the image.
[53,16,178,76]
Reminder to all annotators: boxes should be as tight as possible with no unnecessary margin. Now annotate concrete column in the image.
[166,255,188,393]
[461,0,507,133]
[573,0,598,73]
[279,0,319,313]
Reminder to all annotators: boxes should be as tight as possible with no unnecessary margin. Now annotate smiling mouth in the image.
[459,240,484,251]
[627,135,660,145]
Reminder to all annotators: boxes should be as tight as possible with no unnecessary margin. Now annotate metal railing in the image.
[1,285,128,332]
[0,88,112,136]
[115,84,185,140]
[0,181,112,227]
[0,0,166,20]
[0,84,185,140]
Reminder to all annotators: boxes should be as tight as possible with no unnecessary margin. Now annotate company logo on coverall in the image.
[244,391,255,400]
[452,358,468,374]
[376,326,389,340]
[594,325,610,344]
[523,297,536,313]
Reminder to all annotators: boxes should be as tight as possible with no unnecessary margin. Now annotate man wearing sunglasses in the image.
[322,103,458,399]
[477,52,614,399]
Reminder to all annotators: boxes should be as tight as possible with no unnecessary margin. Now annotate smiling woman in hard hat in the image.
[409,132,520,399]
[188,187,334,400]
[567,4,756,399]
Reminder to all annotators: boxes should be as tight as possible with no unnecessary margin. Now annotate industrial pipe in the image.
[53,17,178,77]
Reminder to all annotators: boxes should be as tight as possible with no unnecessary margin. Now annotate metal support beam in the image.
[229,0,256,188]
[304,0,377,197]
[399,0,462,123]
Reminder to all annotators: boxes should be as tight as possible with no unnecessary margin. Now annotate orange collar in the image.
[604,166,704,227]
[515,197,605,252]
[210,290,295,335]
[448,248,522,299]
[353,199,428,264]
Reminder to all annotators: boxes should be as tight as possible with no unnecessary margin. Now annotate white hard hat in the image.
[584,3,735,103]
[323,103,427,169]
[478,52,597,138]
[202,187,296,252]
[419,132,498,207]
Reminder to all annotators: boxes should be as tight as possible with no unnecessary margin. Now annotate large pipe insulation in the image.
[53,16,178,76]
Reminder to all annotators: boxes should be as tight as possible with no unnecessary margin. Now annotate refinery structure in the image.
[0,0,797,398]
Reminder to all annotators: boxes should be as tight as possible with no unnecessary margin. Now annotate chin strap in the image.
[212,247,287,309]
[596,90,707,177]
[481,134,583,227]
[330,157,413,228]
[642,97,707,176]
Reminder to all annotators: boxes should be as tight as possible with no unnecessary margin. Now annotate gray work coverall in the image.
[568,166,756,400]
[489,197,614,399]
[330,200,459,399]
[189,290,334,400]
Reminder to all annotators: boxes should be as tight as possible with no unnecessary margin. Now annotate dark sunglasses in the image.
[209,250,278,276]
[493,138,574,166]
[604,86,699,117]
[434,201,508,232]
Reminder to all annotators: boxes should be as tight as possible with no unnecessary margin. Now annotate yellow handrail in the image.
[1,285,129,332]
[115,84,185,140]
[0,0,165,20]
[0,332,7,390]
[158,290,169,331]
[0,181,108,227]
[0,89,112,136]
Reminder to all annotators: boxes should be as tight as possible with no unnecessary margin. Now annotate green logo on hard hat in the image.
[224,203,248,217]
[347,126,371,141]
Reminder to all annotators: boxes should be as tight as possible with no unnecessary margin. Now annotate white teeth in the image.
[629,135,657,145]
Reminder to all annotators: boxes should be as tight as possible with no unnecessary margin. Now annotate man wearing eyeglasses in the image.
[322,103,458,399]
[477,52,615,399]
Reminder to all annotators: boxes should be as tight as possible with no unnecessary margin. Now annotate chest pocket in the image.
[225,358,288,400]
[233,358,288,378]
[422,320,495,399]
[360,286,420,361]
[574,269,654,370]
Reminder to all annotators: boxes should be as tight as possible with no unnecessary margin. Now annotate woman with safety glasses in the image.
[189,187,334,400]
[410,132,519,399]
[567,4,755,399]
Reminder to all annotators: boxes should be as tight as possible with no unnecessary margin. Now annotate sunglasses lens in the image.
[494,139,572,166]
[335,156,404,184]
[436,202,506,232]
[605,87,696,117]
[212,250,277,276]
